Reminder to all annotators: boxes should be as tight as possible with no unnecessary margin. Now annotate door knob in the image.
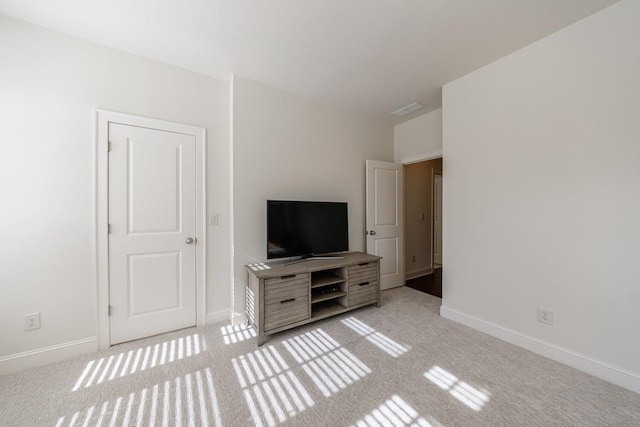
[368,230,376,236]
[185,237,195,244]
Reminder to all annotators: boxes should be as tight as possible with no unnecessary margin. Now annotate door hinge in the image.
[108,305,112,316]
[108,223,112,234]
[107,141,112,152]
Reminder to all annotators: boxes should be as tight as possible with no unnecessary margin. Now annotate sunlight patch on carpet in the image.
[424,366,490,412]
[232,345,314,427]
[282,328,371,398]
[341,317,410,358]
[58,367,221,427]
[221,324,257,344]
[72,333,206,391]
[352,395,442,427]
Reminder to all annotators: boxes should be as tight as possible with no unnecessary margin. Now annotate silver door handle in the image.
[185,237,195,244]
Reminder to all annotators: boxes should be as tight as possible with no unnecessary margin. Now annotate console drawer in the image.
[264,297,309,331]
[348,263,377,285]
[348,280,377,306]
[264,273,309,305]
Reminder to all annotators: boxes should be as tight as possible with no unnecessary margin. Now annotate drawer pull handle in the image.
[358,282,370,287]
[280,298,296,304]
[280,274,296,279]
[358,263,370,266]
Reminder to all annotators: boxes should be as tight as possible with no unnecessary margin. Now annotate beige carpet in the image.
[1,287,639,426]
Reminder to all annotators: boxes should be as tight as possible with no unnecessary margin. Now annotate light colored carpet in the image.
[1,287,639,426]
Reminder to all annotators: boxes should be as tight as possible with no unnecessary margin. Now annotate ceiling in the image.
[0,0,619,118]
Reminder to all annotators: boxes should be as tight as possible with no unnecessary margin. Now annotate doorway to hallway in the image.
[403,157,442,298]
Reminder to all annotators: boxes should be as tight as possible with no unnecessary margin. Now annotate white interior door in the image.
[366,160,404,290]
[108,123,197,345]
[434,174,443,265]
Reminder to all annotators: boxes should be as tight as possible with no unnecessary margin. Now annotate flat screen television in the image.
[267,200,349,259]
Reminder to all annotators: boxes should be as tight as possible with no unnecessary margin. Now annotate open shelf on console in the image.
[311,299,348,319]
[311,290,347,304]
[311,267,347,306]
[311,270,346,289]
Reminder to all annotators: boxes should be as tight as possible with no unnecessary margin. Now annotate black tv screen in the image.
[267,200,349,259]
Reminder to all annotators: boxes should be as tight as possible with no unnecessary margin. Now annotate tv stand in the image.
[246,252,381,345]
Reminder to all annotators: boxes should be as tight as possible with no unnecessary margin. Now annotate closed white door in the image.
[366,160,404,290]
[108,123,197,344]
[434,174,443,265]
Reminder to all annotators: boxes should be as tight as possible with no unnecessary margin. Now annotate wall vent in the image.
[391,102,424,117]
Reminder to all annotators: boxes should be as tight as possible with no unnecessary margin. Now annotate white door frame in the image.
[399,147,442,165]
[95,110,207,350]
[399,148,443,282]
[433,173,443,266]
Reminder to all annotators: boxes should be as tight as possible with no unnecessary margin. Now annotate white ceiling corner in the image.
[0,0,620,117]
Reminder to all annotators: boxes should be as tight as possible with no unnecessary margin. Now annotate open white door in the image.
[366,160,404,290]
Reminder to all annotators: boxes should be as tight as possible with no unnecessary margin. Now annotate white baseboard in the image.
[231,311,247,326]
[405,267,433,281]
[0,337,97,375]
[440,306,640,394]
[206,308,230,325]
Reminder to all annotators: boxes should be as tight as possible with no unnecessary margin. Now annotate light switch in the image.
[209,213,219,226]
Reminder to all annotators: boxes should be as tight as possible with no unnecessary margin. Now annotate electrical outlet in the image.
[538,307,553,325]
[24,312,41,331]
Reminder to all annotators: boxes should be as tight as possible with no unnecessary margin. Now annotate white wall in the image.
[231,76,393,320]
[0,16,231,371]
[442,0,640,392]
[394,108,442,163]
